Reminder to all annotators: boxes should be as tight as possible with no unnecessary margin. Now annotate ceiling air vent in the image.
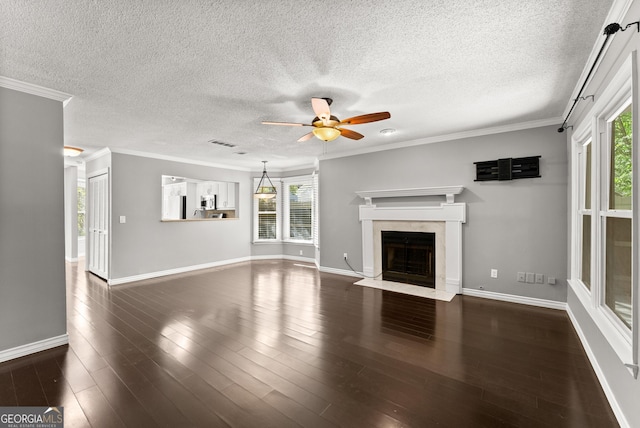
[208,140,236,148]
[234,151,247,155]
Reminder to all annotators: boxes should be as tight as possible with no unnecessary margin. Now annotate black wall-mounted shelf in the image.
[474,156,541,182]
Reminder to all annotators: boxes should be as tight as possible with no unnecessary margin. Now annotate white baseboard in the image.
[252,255,316,264]
[566,306,629,428]
[65,257,79,263]
[0,334,69,364]
[108,255,318,286]
[318,265,364,278]
[462,288,567,310]
[108,256,252,285]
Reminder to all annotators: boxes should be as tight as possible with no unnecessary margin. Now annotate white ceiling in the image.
[1,0,614,170]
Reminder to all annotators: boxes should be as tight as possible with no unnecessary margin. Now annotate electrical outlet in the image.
[548,277,557,285]
[525,272,535,283]
[535,273,544,284]
[490,269,498,278]
[343,253,348,260]
[299,250,303,256]
[517,272,526,282]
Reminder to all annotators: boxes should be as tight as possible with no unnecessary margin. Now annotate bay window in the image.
[253,174,317,244]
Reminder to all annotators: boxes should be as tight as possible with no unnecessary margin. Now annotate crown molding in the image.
[0,76,72,105]
[81,147,112,163]
[319,116,562,161]
[108,147,252,171]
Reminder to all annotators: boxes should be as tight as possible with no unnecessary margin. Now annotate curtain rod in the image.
[558,21,640,133]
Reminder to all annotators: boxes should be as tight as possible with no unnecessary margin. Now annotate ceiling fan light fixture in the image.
[63,145,84,157]
[254,161,277,199]
[312,127,341,142]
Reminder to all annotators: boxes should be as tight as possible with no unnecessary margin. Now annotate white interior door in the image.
[88,172,108,279]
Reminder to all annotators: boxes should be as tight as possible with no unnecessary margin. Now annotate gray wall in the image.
[0,87,67,351]
[105,153,253,280]
[319,125,568,302]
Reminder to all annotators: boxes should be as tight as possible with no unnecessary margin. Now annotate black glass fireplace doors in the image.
[381,231,435,288]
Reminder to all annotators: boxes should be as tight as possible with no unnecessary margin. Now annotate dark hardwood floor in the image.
[0,260,618,427]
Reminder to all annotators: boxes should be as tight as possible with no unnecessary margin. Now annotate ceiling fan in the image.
[262,97,391,142]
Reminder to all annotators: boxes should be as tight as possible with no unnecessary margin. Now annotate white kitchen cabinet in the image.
[216,181,236,209]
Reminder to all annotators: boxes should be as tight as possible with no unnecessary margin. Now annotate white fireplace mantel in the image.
[355,185,464,204]
[357,187,466,295]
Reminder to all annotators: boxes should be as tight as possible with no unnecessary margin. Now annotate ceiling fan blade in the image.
[297,132,315,142]
[339,128,364,140]
[262,121,311,126]
[340,112,391,125]
[311,98,331,125]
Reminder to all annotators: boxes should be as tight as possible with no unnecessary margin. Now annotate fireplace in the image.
[356,186,466,295]
[382,231,436,287]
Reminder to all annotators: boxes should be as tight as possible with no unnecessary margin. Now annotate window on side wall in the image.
[578,140,592,291]
[253,178,281,241]
[603,102,632,330]
[569,54,636,372]
[283,177,313,243]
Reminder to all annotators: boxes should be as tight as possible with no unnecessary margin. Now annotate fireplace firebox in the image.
[381,231,435,288]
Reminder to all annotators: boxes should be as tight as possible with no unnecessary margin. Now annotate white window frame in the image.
[575,138,593,294]
[253,177,282,242]
[282,176,314,244]
[569,52,637,373]
[599,100,633,337]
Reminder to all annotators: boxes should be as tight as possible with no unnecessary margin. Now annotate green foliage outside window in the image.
[77,186,86,237]
[611,105,632,209]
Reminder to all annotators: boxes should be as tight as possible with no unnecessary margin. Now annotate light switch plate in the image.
[119,216,126,224]
[490,269,498,278]
[525,272,535,283]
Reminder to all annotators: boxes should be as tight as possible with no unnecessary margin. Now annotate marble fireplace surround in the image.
[356,186,466,295]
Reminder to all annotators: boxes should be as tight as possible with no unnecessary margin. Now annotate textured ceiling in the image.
[1,0,614,170]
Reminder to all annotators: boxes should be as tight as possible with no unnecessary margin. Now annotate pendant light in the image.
[254,161,277,199]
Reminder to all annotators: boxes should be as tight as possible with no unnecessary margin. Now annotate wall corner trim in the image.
[566,305,630,428]
[0,334,69,364]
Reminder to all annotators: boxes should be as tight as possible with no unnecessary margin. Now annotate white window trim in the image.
[253,177,282,243]
[574,138,593,295]
[569,51,636,372]
[282,176,314,244]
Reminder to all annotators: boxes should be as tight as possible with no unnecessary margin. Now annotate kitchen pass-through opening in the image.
[382,231,436,288]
